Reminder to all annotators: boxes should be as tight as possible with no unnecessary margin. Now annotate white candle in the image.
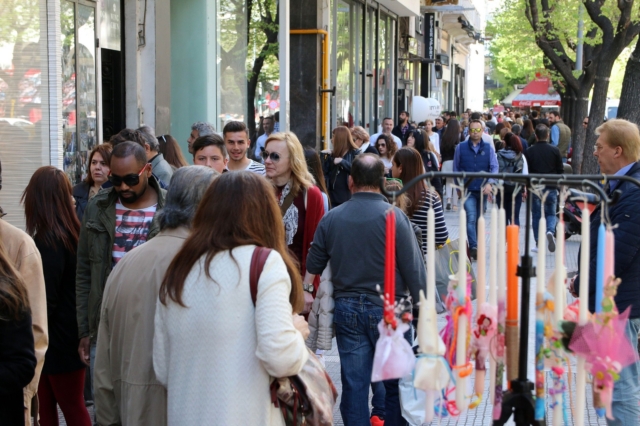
[456,205,468,411]
[477,214,486,308]
[427,207,436,311]
[575,206,590,426]
[553,209,566,425]
[489,207,498,403]
[537,215,546,295]
[498,209,506,309]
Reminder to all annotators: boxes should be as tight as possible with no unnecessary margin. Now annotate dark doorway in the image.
[101,48,125,141]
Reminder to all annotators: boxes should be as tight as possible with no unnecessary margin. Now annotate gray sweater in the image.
[306,192,427,307]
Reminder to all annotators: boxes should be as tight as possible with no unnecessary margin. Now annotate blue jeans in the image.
[608,318,640,425]
[370,382,385,418]
[334,296,412,426]
[531,191,558,244]
[463,191,486,249]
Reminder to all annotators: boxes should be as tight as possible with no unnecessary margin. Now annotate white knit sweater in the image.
[153,245,309,425]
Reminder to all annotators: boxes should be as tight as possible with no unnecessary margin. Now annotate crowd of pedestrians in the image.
[2,109,640,426]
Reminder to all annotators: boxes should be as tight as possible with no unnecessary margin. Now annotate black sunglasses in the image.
[377,143,386,147]
[108,164,147,187]
[261,151,281,162]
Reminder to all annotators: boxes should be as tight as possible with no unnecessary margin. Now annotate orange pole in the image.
[290,29,329,150]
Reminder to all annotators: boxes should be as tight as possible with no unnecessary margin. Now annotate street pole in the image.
[279,0,290,132]
[576,4,584,71]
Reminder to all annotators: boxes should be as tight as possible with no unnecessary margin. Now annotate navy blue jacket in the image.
[575,162,640,318]
[453,139,499,191]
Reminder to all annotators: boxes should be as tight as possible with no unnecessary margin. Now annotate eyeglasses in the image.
[469,128,483,133]
[377,143,386,147]
[261,151,282,162]
[108,164,148,187]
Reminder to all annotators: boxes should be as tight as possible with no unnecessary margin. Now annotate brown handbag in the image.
[249,247,338,426]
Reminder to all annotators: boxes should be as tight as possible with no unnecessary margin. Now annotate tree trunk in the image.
[617,37,640,125]
[582,60,616,174]
[570,90,589,173]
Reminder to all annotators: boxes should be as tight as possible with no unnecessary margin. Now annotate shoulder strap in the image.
[250,246,273,306]
[280,190,296,217]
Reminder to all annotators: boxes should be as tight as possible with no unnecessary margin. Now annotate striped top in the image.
[246,159,266,176]
[112,202,157,265]
[410,190,449,256]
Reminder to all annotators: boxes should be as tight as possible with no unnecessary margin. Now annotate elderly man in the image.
[138,126,173,185]
[306,154,427,426]
[94,166,218,426]
[187,121,216,154]
[573,119,640,426]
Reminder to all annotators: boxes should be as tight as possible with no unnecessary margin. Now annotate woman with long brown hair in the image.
[154,172,309,425]
[73,144,112,222]
[22,167,92,426]
[322,126,360,207]
[157,134,189,170]
[375,133,398,176]
[0,240,36,426]
[392,148,449,256]
[304,147,330,213]
[440,118,461,211]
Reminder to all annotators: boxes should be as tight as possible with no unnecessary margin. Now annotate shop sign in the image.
[424,13,435,60]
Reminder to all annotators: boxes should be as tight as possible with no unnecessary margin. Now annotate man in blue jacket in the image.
[453,119,499,260]
[572,119,640,425]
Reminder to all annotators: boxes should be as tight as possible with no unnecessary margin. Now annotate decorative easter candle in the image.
[456,203,469,411]
[493,207,507,420]
[575,205,590,426]
[534,213,547,420]
[489,206,498,404]
[506,225,520,383]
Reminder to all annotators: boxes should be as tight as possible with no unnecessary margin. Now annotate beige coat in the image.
[94,227,189,426]
[0,219,48,415]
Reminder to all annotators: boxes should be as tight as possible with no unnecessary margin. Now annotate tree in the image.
[617,36,640,124]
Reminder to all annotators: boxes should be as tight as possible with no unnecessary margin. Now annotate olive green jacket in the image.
[76,177,166,340]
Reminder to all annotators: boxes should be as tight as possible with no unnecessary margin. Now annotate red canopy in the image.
[512,76,561,107]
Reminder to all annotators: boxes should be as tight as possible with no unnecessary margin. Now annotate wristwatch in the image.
[303,282,314,293]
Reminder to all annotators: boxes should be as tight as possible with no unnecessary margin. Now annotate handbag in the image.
[434,239,477,303]
[250,247,338,426]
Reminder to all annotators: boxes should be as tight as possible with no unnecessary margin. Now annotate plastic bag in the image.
[399,374,428,426]
[372,320,415,382]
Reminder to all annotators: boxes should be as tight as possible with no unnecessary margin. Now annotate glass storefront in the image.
[331,0,397,135]
[61,0,98,185]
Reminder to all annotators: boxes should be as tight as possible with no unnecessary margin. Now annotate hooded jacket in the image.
[76,176,166,341]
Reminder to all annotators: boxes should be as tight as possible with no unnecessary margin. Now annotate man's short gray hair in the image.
[511,124,522,135]
[156,166,219,230]
[192,121,216,137]
[137,126,160,152]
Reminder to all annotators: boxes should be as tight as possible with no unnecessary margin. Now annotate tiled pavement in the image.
[58,203,609,425]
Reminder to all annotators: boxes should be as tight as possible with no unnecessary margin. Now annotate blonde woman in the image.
[350,126,378,154]
[263,132,325,306]
[322,126,360,207]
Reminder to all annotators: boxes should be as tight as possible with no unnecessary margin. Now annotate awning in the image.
[377,0,420,17]
[501,88,522,107]
[512,76,561,107]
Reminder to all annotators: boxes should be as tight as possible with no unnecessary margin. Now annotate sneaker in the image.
[446,202,452,211]
[531,247,539,253]
[370,415,385,426]
[547,232,556,253]
[469,247,478,261]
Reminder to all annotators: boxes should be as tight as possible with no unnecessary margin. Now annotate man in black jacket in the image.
[392,111,414,146]
[524,124,564,252]
[572,119,640,425]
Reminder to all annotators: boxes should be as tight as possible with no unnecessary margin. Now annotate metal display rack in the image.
[381,171,640,426]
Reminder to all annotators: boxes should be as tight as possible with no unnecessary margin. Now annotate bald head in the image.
[350,154,384,191]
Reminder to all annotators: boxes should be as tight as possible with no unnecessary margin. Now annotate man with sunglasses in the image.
[76,141,166,398]
[453,119,499,261]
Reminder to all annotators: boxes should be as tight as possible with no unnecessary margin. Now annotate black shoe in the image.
[547,232,556,253]
[470,247,478,261]
[446,202,452,211]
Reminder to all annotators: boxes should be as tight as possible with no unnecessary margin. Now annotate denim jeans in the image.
[334,296,412,426]
[531,190,558,244]
[370,382,385,418]
[608,318,640,425]
[463,191,486,249]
